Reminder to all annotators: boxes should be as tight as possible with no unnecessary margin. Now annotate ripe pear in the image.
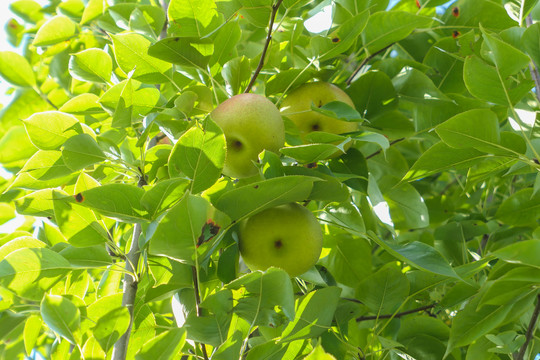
[280,82,357,137]
[211,93,284,178]
[238,202,323,277]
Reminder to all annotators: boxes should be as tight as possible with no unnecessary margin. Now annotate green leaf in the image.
[59,245,112,268]
[0,89,53,134]
[15,189,56,217]
[281,286,341,341]
[146,256,193,302]
[129,6,166,39]
[321,202,366,236]
[463,55,532,106]
[368,235,460,279]
[62,134,106,171]
[136,328,186,360]
[495,189,540,226]
[9,0,43,23]
[167,0,222,37]
[492,240,540,268]
[111,33,172,83]
[210,20,241,66]
[282,166,350,202]
[0,248,72,300]
[227,268,295,325]
[0,236,46,261]
[356,265,409,314]
[503,0,539,24]
[23,315,42,356]
[0,51,36,87]
[71,184,148,222]
[280,141,351,163]
[444,0,516,31]
[480,25,530,77]
[523,22,540,68]
[33,15,77,47]
[141,178,190,219]
[319,234,371,288]
[168,119,226,193]
[385,183,429,229]
[69,48,112,83]
[265,68,314,96]
[303,344,338,359]
[402,142,489,182]
[238,0,272,27]
[319,11,369,61]
[0,126,37,164]
[59,93,103,116]
[81,0,105,24]
[222,56,251,95]
[148,194,216,264]
[362,11,433,53]
[148,36,214,69]
[446,295,513,355]
[214,176,317,221]
[346,70,398,118]
[435,109,500,152]
[19,150,73,181]
[85,294,122,331]
[353,132,390,151]
[41,295,81,345]
[22,111,81,150]
[310,101,363,122]
[423,37,465,94]
[328,148,368,192]
[92,306,130,352]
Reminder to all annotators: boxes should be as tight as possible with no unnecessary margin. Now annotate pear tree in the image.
[0,0,539,359]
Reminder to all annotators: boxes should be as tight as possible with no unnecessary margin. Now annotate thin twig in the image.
[192,266,209,360]
[244,0,284,93]
[365,137,405,159]
[515,293,540,360]
[355,304,435,322]
[160,0,168,40]
[346,44,394,86]
[526,16,540,104]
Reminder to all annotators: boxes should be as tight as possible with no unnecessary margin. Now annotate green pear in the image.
[211,93,284,178]
[238,202,323,277]
[280,82,357,137]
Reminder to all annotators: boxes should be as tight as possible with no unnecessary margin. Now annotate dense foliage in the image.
[0,0,539,359]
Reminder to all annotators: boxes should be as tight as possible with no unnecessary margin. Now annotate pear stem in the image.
[244,0,284,93]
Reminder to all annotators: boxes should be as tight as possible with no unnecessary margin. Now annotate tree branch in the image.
[244,0,284,93]
[112,166,148,360]
[365,137,405,160]
[160,0,169,40]
[191,265,209,360]
[111,222,143,360]
[346,44,394,86]
[516,293,540,360]
[526,16,540,104]
[355,304,435,322]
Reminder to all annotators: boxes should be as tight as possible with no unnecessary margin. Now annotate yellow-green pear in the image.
[210,93,284,178]
[238,202,323,277]
[280,82,357,137]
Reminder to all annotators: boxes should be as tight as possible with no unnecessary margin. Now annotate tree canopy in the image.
[0,0,539,359]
